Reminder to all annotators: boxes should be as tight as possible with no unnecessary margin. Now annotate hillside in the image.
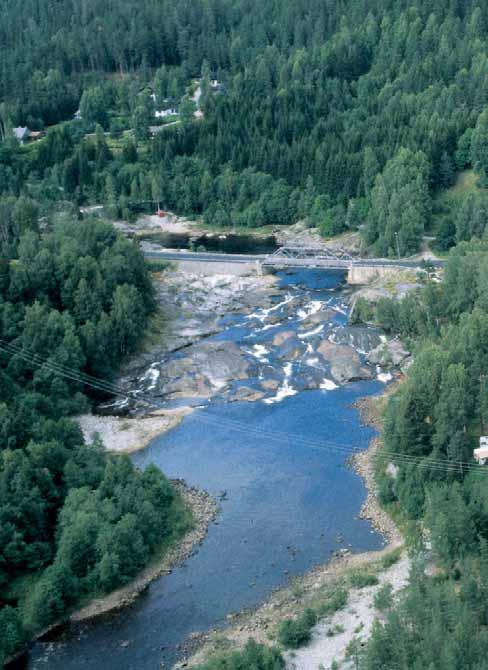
[3,1,488,255]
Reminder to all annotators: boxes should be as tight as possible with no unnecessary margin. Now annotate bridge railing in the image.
[262,245,354,268]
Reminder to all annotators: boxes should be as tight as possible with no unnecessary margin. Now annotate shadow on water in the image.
[138,231,278,255]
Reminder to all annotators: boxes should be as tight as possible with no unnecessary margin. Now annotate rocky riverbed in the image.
[105,265,411,421]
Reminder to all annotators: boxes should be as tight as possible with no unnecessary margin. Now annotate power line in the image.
[1,338,486,475]
[196,413,486,475]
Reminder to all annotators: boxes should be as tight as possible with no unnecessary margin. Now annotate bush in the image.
[374,583,394,612]
[350,297,375,324]
[317,587,348,617]
[379,548,402,570]
[197,639,284,669]
[278,608,317,648]
[348,571,379,589]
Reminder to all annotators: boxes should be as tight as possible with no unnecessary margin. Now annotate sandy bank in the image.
[71,480,218,623]
[78,408,192,454]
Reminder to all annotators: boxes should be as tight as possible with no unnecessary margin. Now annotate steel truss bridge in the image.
[262,246,355,269]
[261,246,442,270]
[143,246,444,271]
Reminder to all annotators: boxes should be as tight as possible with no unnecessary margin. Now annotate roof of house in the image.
[13,127,30,140]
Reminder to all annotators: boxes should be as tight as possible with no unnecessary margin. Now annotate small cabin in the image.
[474,437,488,464]
[12,127,30,143]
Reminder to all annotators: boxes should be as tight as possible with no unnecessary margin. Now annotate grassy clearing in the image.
[448,169,483,196]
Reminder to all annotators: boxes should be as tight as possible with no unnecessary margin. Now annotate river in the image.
[29,269,387,670]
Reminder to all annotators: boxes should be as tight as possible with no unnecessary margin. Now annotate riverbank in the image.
[178,386,406,670]
[78,408,193,454]
[70,480,218,623]
[351,387,403,546]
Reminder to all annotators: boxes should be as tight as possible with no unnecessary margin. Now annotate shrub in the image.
[317,587,348,617]
[278,608,317,648]
[379,548,402,570]
[374,583,394,612]
[348,571,379,589]
[197,639,284,669]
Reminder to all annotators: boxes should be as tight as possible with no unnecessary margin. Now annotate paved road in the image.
[144,250,264,264]
[143,249,445,269]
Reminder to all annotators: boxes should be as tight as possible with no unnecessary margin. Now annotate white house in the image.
[12,127,30,143]
[155,107,179,119]
[474,436,488,464]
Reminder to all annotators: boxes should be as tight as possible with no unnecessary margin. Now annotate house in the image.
[474,436,488,464]
[28,130,43,142]
[73,109,82,121]
[12,127,30,143]
[154,107,179,119]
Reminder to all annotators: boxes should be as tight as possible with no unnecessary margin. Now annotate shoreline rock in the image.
[78,408,192,454]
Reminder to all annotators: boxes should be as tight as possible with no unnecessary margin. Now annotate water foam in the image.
[320,378,339,391]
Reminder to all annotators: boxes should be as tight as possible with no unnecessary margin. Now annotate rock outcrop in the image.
[317,340,372,383]
[367,339,410,368]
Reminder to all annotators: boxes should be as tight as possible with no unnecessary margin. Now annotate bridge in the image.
[144,245,444,275]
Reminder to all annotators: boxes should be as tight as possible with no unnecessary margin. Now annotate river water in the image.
[29,270,386,670]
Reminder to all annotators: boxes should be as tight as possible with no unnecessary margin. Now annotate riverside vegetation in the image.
[0,217,192,665]
[5,1,488,669]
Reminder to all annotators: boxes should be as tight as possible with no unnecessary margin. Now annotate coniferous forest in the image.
[2,0,488,253]
[4,0,488,668]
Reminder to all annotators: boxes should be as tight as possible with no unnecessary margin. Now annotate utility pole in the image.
[395,231,401,259]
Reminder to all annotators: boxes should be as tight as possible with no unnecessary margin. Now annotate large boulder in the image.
[331,326,384,353]
[367,339,410,367]
[157,341,251,397]
[272,330,296,347]
[299,307,335,329]
[317,340,372,383]
[274,334,305,361]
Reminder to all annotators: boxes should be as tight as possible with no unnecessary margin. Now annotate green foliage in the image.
[0,217,182,659]
[197,639,284,670]
[348,571,379,589]
[0,606,26,666]
[363,572,488,670]
[80,87,109,130]
[364,148,431,256]
[471,109,488,186]
[278,608,317,648]
[379,548,402,570]
[350,298,375,325]
[365,239,488,668]
[315,586,348,618]
[373,583,393,612]
[3,2,488,244]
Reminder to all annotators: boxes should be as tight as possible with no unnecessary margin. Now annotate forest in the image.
[349,242,488,669]
[3,0,488,254]
[0,211,189,665]
[4,0,488,667]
